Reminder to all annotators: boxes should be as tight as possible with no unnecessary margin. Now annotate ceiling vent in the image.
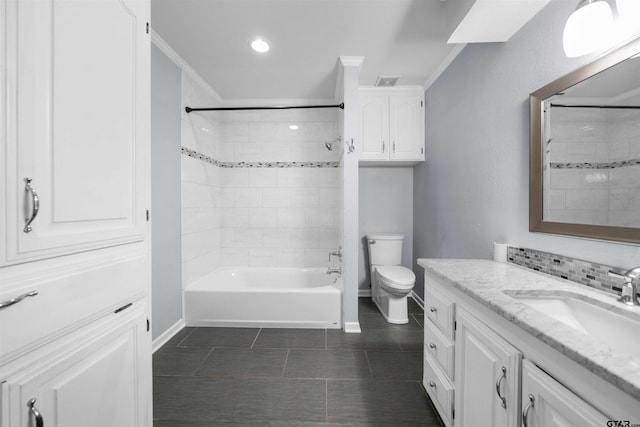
[375,75,400,87]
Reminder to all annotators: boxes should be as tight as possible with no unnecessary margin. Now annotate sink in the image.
[509,294,640,357]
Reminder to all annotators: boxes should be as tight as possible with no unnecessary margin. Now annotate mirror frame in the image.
[530,37,640,244]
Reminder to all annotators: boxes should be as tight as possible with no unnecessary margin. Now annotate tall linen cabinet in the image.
[0,0,152,426]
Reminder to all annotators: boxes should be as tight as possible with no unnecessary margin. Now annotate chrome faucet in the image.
[608,267,640,306]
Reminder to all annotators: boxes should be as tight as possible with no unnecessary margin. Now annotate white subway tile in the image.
[222,168,249,188]
[277,208,306,228]
[222,248,249,267]
[249,169,278,188]
[277,169,306,188]
[262,188,291,207]
[263,229,292,248]
[276,249,306,267]
[249,248,277,267]
[222,208,249,227]
[249,208,278,228]
[235,188,263,207]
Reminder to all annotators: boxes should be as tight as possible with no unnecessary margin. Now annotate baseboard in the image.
[411,291,424,309]
[343,321,362,333]
[358,289,372,297]
[152,318,185,353]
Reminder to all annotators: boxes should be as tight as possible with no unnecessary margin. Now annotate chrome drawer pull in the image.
[28,398,44,427]
[495,366,507,409]
[24,177,40,233]
[522,394,534,427]
[0,290,38,310]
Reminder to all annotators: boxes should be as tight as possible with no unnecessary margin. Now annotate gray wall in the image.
[413,0,640,299]
[151,44,183,340]
[359,167,413,291]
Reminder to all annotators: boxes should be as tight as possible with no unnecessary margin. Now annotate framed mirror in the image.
[530,37,640,244]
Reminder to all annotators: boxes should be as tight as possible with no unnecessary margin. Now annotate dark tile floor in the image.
[153,298,444,426]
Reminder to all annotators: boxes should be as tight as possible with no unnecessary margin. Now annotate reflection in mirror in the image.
[530,37,640,243]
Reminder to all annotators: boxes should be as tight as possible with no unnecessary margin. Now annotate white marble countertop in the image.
[417,258,640,401]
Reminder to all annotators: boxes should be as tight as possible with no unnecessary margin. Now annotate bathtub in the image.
[184,268,342,329]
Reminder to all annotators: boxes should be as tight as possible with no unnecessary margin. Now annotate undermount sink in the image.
[508,293,640,357]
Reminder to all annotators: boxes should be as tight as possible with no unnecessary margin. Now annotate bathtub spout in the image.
[326,267,342,275]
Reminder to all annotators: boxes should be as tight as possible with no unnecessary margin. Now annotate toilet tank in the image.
[366,233,404,266]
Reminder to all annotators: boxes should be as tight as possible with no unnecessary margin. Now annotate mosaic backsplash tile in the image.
[550,159,640,169]
[181,146,340,168]
[506,246,638,297]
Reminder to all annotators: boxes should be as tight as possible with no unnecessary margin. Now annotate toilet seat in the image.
[376,266,415,295]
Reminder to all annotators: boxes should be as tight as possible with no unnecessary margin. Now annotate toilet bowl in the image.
[367,234,416,324]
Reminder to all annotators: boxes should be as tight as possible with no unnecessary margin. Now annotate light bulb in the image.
[563,0,613,57]
[250,39,270,53]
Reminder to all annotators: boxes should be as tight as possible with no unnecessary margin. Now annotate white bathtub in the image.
[184,268,342,329]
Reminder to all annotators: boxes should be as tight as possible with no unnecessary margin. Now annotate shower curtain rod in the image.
[185,103,344,113]
[550,103,640,109]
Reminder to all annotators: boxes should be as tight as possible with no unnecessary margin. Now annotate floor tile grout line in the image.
[250,328,262,349]
[190,346,217,376]
[281,348,290,378]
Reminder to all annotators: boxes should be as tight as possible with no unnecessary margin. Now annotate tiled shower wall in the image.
[546,106,640,227]
[180,72,343,282]
[219,109,342,268]
[180,74,223,287]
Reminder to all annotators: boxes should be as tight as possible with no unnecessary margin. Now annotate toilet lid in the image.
[376,266,415,286]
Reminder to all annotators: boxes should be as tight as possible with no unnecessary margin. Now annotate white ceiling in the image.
[151,0,462,102]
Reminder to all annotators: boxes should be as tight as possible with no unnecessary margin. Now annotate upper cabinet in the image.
[1,0,150,266]
[358,87,424,166]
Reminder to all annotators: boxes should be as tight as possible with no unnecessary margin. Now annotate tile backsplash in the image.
[507,246,634,297]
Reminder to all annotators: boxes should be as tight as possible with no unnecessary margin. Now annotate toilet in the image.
[366,233,416,324]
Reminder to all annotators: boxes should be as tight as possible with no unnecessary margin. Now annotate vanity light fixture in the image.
[563,0,614,57]
[250,38,270,53]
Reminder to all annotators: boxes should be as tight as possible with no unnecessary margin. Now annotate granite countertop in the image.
[417,258,640,401]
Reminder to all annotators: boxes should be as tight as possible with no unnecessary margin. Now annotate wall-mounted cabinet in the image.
[358,87,424,166]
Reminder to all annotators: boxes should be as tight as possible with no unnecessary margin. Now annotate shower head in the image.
[324,136,342,151]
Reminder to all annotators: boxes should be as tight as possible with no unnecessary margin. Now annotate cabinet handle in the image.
[28,398,44,427]
[429,306,437,313]
[495,366,507,409]
[0,290,38,310]
[24,177,40,233]
[429,342,437,350]
[522,394,534,427]
[382,141,385,152]
[428,381,436,388]
[393,141,396,153]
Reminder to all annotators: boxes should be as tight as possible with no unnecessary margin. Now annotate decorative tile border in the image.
[181,146,340,168]
[550,159,640,169]
[506,246,637,297]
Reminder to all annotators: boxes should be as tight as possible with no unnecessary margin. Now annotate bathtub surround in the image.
[413,0,640,300]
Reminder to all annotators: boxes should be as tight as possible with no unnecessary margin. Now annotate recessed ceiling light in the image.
[289,125,299,130]
[251,38,270,53]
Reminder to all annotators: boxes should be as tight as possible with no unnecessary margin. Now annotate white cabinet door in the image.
[521,360,609,427]
[389,94,423,161]
[455,307,522,427]
[359,92,389,161]
[2,0,150,265]
[1,304,151,427]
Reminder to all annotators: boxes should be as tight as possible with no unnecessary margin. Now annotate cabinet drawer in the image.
[424,284,455,338]
[424,319,454,378]
[0,252,146,364]
[423,354,454,426]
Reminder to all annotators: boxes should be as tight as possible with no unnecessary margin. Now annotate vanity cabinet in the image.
[421,264,637,427]
[358,87,424,165]
[455,307,521,427]
[521,360,608,427]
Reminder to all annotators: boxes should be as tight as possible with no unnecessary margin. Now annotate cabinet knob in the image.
[428,381,436,388]
[429,342,437,350]
[429,306,437,313]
